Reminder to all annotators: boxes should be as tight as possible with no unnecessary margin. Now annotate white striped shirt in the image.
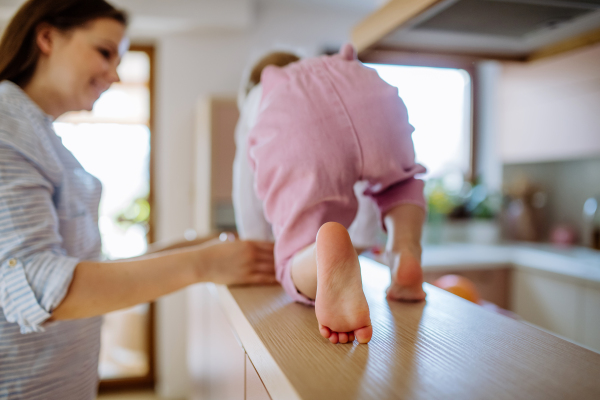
[0,81,102,399]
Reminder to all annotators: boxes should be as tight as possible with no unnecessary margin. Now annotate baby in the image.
[242,44,427,344]
[233,50,383,250]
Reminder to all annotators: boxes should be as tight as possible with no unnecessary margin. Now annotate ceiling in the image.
[0,0,384,39]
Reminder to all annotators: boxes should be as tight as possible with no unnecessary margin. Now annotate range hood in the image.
[352,0,600,60]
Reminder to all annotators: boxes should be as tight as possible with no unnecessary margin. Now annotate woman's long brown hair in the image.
[0,0,128,87]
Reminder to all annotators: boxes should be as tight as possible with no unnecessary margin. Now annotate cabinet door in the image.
[582,283,600,353]
[246,354,271,400]
[188,284,246,399]
[512,269,583,342]
[499,44,600,163]
[423,268,511,309]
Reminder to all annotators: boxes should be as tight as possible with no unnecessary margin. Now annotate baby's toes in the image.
[354,326,373,344]
[338,332,349,343]
[328,332,339,344]
[319,325,331,339]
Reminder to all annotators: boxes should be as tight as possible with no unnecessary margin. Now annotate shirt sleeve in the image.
[232,85,274,241]
[347,181,383,248]
[0,144,79,334]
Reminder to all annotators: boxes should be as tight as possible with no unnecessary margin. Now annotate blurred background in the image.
[1,0,599,398]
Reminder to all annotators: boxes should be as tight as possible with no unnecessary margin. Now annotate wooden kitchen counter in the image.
[210,257,600,399]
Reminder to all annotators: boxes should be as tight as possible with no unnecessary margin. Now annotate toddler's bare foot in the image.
[315,222,372,344]
[386,249,426,302]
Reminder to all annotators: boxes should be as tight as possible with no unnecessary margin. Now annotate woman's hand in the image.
[197,238,277,285]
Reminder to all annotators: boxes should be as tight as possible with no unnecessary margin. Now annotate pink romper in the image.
[247,44,426,305]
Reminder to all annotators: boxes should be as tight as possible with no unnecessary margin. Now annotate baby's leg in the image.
[384,204,427,301]
[291,222,372,344]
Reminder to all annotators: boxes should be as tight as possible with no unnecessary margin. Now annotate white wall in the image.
[476,61,503,192]
[150,2,365,397]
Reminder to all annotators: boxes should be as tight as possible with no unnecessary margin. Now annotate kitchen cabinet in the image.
[423,268,511,309]
[512,267,600,352]
[499,43,600,164]
[583,282,600,351]
[423,244,600,352]
[188,283,245,399]
[512,268,582,342]
[246,354,271,400]
[189,283,273,400]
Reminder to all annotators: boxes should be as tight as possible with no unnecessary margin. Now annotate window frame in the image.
[97,44,156,393]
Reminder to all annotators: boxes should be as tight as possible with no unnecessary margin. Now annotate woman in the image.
[0,0,275,398]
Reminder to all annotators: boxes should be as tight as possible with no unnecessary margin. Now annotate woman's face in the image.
[43,18,127,113]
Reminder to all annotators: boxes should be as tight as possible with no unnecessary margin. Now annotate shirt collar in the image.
[0,80,55,127]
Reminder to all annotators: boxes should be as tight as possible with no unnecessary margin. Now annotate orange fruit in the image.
[433,274,480,304]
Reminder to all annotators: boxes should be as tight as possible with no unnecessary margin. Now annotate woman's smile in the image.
[90,77,110,101]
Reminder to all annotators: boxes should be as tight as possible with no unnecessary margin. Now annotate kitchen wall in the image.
[504,157,600,242]
[498,43,600,244]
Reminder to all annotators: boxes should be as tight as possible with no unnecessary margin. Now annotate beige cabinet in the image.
[499,44,600,164]
[188,284,245,399]
[189,283,272,399]
[423,267,511,309]
[583,282,600,352]
[512,268,600,352]
[512,269,581,341]
[246,354,271,400]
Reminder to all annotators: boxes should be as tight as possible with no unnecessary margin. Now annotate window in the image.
[55,48,153,385]
[365,64,472,181]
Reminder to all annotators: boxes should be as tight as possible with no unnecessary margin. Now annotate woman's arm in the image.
[144,234,218,254]
[50,238,275,320]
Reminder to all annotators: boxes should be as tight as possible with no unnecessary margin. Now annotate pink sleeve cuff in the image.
[367,177,426,231]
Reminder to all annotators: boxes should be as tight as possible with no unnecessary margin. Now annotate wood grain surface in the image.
[212,257,600,400]
[351,0,445,54]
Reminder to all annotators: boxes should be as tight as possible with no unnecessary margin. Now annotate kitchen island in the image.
[208,256,600,399]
